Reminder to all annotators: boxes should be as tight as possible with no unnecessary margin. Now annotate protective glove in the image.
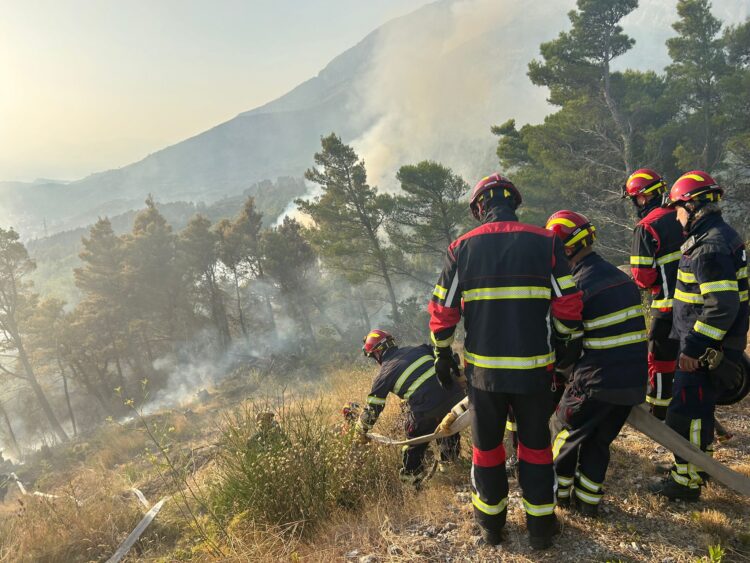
[435,411,457,435]
[353,420,371,444]
[434,348,458,389]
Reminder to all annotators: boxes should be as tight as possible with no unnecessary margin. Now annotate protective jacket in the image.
[671,212,749,360]
[630,205,685,316]
[429,206,583,394]
[570,252,648,405]
[361,344,463,428]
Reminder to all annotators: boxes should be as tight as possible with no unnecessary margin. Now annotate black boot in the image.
[480,527,504,546]
[529,515,560,550]
[556,494,571,509]
[576,500,598,518]
[648,478,700,501]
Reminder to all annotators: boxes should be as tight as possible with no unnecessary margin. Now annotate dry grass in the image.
[1,361,749,562]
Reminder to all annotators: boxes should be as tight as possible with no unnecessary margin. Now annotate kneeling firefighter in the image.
[355,329,464,485]
[546,211,648,517]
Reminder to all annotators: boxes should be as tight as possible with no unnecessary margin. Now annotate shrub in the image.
[209,398,403,538]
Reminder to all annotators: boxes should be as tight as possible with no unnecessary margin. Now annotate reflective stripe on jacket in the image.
[428,206,583,394]
[572,252,648,405]
[630,206,685,316]
[362,344,464,428]
[671,212,749,360]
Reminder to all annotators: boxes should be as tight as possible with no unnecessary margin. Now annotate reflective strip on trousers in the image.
[464,350,555,370]
[583,330,647,350]
[366,395,385,406]
[522,498,555,517]
[574,487,602,505]
[552,429,569,460]
[578,472,602,493]
[431,332,455,347]
[472,492,508,516]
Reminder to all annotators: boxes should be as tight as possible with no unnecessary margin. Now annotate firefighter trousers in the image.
[666,370,717,491]
[468,385,556,538]
[402,409,460,477]
[552,388,632,507]
[647,316,679,420]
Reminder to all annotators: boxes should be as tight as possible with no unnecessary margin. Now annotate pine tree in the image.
[298,133,401,322]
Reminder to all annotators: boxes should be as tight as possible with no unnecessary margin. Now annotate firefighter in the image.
[623,169,684,420]
[545,211,648,517]
[650,171,749,501]
[428,174,583,550]
[355,329,464,485]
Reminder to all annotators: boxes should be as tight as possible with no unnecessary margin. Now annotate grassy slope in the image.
[0,361,748,562]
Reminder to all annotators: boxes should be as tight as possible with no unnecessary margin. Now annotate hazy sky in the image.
[0,0,432,181]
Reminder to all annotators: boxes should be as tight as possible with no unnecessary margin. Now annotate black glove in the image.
[554,335,582,371]
[434,349,458,389]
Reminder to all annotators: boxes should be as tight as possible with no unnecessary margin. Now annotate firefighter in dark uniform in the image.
[428,174,583,550]
[546,211,648,517]
[623,169,685,419]
[650,171,749,501]
[355,329,464,485]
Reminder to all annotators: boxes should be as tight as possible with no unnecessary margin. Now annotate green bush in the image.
[210,399,403,537]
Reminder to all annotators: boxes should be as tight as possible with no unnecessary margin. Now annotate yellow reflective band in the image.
[656,251,682,266]
[505,419,517,432]
[630,255,654,266]
[578,473,602,492]
[433,284,447,300]
[642,181,665,194]
[684,173,705,182]
[674,463,688,474]
[552,429,569,460]
[546,217,577,229]
[737,267,748,280]
[554,317,580,335]
[366,332,382,340]
[464,350,555,370]
[557,475,574,487]
[670,470,693,487]
[574,487,602,505]
[583,330,647,350]
[690,419,702,448]
[403,367,435,399]
[699,280,738,294]
[430,332,455,347]
[556,275,576,290]
[393,355,432,395]
[366,395,386,406]
[463,286,551,302]
[584,305,643,330]
[567,227,594,246]
[694,321,726,341]
[651,298,674,309]
[471,493,508,516]
[522,498,556,517]
[630,172,654,181]
[674,288,703,304]
[677,270,697,283]
[557,489,571,498]
[646,395,672,407]
[741,290,749,302]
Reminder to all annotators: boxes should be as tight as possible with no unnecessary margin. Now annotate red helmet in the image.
[362,329,395,363]
[545,210,597,254]
[666,170,723,208]
[622,168,667,199]
[469,173,522,220]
